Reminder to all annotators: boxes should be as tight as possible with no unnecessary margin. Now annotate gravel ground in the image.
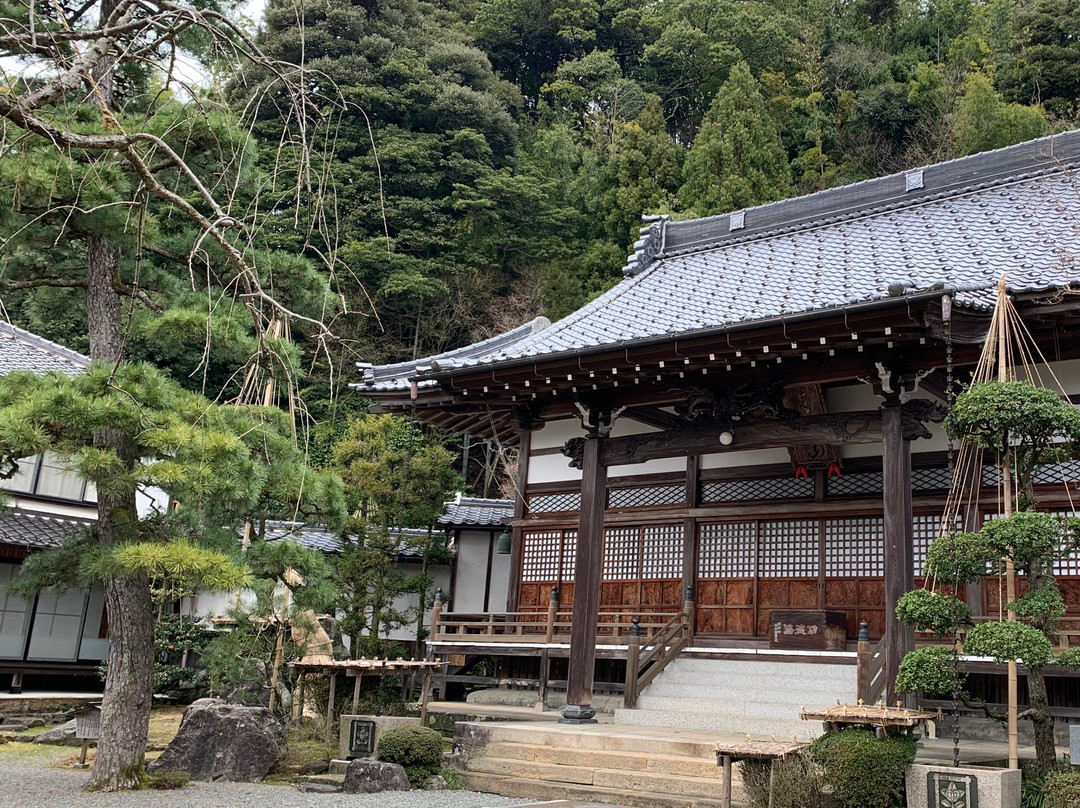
[2,763,533,808]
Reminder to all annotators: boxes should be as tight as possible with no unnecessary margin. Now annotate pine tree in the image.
[677,63,792,217]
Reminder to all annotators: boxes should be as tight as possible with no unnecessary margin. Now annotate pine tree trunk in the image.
[1027,666,1057,770]
[82,92,157,784]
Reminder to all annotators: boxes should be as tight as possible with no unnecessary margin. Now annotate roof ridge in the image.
[628,130,1080,275]
[0,321,91,369]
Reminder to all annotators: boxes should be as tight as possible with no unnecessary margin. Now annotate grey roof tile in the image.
[437,495,513,527]
[357,130,1080,386]
[0,508,92,549]
[0,323,89,377]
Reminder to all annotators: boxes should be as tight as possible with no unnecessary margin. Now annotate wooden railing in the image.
[623,611,690,709]
[430,604,680,644]
[856,634,887,705]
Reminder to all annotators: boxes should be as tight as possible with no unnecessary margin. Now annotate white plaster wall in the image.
[528,453,582,484]
[530,418,583,450]
[384,564,452,642]
[451,530,494,613]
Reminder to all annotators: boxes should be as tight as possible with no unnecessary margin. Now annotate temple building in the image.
[355,132,1080,732]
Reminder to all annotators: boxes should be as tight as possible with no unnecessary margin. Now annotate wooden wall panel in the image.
[789,580,819,607]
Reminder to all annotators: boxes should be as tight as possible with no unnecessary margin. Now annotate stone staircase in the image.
[454,721,742,808]
[614,656,857,740]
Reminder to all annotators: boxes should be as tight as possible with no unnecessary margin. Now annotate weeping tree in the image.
[0,363,345,789]
[895,380,1080,769]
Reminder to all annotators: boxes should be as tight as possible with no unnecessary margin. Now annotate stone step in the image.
[479,742,724,779]
[458,771,742,808]
[636,683,844,706]
[613,708,816,741]
[633,694,816,716]
[456,722,719,759]
[650,669,854,689]
[468,756,730,799]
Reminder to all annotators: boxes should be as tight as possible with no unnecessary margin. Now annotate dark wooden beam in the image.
[561,430,607,723]
[883,403,915,706]
[624,406,683,430]
[507,431,530,611]
[560,404,946,468]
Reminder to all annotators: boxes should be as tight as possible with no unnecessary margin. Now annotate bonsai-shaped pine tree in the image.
[895,380,1080,769]
[0,362,345,789]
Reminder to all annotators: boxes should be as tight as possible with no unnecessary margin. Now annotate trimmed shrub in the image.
[1044,770,1080,808]
[375,725,444,788]
[145,769,190,790]
[740,751,825,808]
[809,729,917,808]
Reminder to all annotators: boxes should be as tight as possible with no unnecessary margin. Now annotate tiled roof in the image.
[0,322,90,377]
[358,131,1080,385]
[437,494,513,527]
[355,318,550,393]
[0,509,92,550]
[264,522,440,558]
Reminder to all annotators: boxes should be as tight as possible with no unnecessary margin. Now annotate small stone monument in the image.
[338,715,419,760]
[906,763,1020,808]
[1070,724,1080,764]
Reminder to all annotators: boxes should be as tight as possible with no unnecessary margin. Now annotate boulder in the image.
[32,719,80,746]
[147,698,286,782]
[425,774,449,790]
[342,760,411,793]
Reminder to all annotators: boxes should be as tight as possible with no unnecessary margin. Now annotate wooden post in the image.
[624,618,641,709]
[431,589,443,639]
[326,670,337,740]
[545,586,559,643]
[561,422,607,723]
[9,672,22,694]
[420,666,433,725]
[351,671,363,714]
[856,620,871,703]
[507,430,531,612]
[721,755,733,808]
[683,585,695,644]
[538,648,550,711]
[882,402,914,706]
[293,671,305,726]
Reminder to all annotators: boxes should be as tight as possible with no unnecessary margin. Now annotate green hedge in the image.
[375,725,444,788]
[1044,770,1080,808]
[809,729,916,808]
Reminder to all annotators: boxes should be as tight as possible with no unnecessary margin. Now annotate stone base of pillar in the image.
[559,704,597,724]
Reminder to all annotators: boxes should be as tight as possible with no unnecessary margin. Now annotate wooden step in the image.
[459,771,743,808]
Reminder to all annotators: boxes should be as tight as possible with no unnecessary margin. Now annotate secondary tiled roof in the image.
[264,522,441,559]
[356,131,1080,387]
[0,322,90,377]
[0,509,92,550]
[356,318,550,393]
[437,494,513,528]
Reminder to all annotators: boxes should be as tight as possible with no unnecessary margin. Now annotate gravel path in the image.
[2,763,532,808]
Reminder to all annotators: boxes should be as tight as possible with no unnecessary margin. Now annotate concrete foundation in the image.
[907,763,1020,808]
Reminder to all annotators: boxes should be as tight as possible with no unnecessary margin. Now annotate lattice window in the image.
[759,520,818,578]
[1043,510,1080,576]
[603,528,639,581]
[608,485,684,509]
[561,531,578,579]
[984,461,1080,488]
[697,522,756,578]
[700,476,814,503]
[642,525,683,578]
[912,514,948,576]
[912,466,953,491]
[828,471,883,496]
[522,531,561,582]
[824,517,884,577]
[528,492,581,514]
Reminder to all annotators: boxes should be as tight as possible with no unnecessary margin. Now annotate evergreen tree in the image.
[952,71,1048,157]
[678,63,792,217]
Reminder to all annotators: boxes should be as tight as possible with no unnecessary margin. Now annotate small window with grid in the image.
[603,528,639,581]
[824,517,884,577]
[759,520,818,578]
[521,531,561,582]
[1046,510,1080,575]
[642,524,683,578]
[561,531,578,579]
[697,522,756,578]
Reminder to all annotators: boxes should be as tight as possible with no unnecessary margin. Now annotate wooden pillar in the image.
[682,455,699,639]
[882,402,914,705]
[507,431,530,611]
[959,449,985,616]
[561,427,607,723]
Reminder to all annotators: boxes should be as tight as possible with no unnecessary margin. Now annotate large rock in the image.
[32,719,80,747]
[343,759,411,793]
[147,698,286,782]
